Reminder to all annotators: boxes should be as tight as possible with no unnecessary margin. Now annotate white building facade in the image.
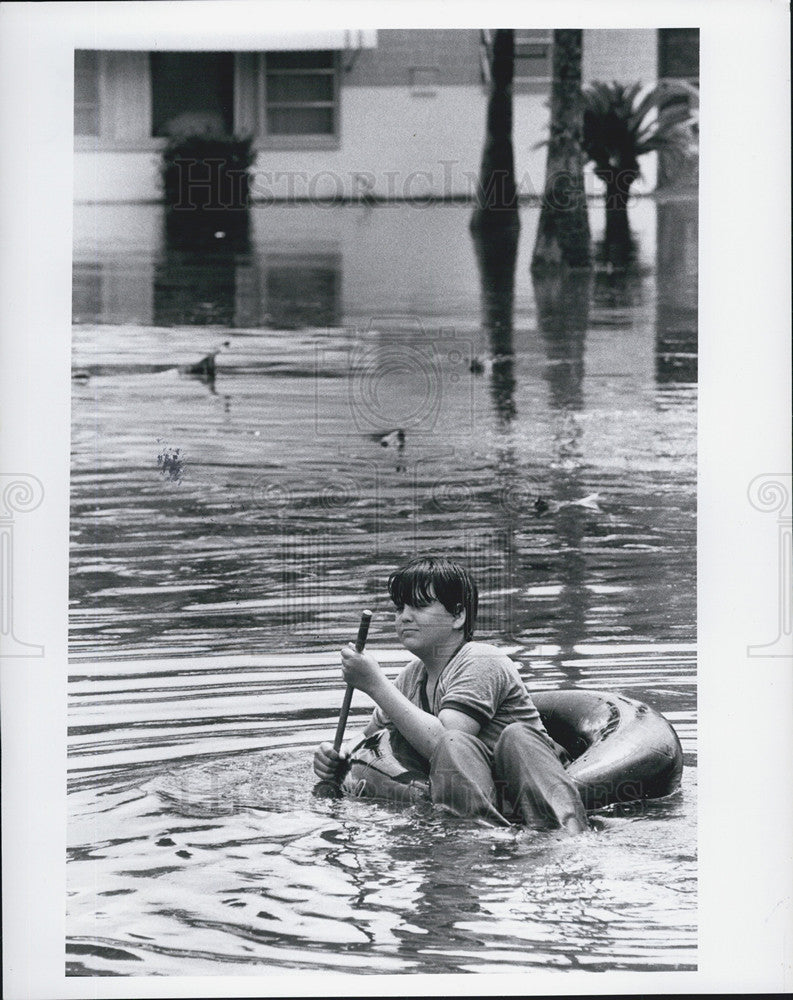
[74,29,697,203]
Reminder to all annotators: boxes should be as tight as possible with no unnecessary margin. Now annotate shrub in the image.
[160,134,255,211]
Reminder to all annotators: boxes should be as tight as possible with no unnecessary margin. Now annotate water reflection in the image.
[466,225,522,635]
[262,252,341,329]
[70,200,697,653]
[592,238,645,311]
[154,210,250,327]
[68,199,697,975]
[532,270,593,665]
[532,269,591,412]
[470,225,519,424]
[655,197,698,383]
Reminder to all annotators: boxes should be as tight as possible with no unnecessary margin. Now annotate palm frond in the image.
[581,77,699,173]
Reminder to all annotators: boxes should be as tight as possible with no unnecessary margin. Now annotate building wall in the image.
[582,29,657,85]
[73,29,663,203]
[345,29,483,87]
[74,85,556,202]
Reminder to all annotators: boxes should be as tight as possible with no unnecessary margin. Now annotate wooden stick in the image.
[333,610,372,751]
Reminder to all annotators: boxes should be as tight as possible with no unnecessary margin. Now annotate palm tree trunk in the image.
[531,29,591,273]
[470,30,519,230]
[603,174,634,254]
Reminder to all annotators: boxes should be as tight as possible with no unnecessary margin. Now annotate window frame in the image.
[73,50,342,153]
[74,50,102,138]
[254,51,341,151]
[512,30,553,93]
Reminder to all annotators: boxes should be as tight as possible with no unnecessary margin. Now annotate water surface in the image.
[69,198,697,976]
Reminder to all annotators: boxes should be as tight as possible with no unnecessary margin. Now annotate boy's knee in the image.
[493,722,527,761]
[497,722,524,745]
[431,727,477,766]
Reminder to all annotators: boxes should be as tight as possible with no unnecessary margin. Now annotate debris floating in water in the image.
[157,443,184,483]
[534,493,601,516]
[181,340,231,380]
[374,429,405,450]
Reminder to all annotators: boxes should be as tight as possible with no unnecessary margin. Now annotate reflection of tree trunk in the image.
[593,239,642,307]
[532,269,590,411]
[471,225,519,423]
[655,196,699,384]
[552,484,589,664]
[533,268,592,665]
[470,30,520,231]
[531,30,591,272]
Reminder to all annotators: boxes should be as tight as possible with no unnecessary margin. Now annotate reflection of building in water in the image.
[75,204,342,329]
[655,197,698,384]
[72,207,160,325]
[260,252,341,329]
[154,241,341,328]
[154,211,251,327]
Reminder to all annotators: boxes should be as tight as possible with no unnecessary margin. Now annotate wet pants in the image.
[429,723,588,832]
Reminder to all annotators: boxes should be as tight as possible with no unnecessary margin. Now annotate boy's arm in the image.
[340,647,480,760]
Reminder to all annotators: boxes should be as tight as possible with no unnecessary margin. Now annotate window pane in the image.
[74,50,99,136]
[267,106,334,135]
[266,72,334,103]
[658,28,699,82]
[266,50,334,70]
[151,52,234,137]
[514,31,552,80]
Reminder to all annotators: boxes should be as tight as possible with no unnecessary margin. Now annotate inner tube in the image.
[341,689,683,811]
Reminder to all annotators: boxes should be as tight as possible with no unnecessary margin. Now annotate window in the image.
[72,50,341,152]
[150,53,235,137]
[658,28,699,86]
[259,51,340,147]
[513,30,553,91]
[74,50,100,136]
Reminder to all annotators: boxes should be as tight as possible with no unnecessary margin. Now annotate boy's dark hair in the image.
[387,556,478,641]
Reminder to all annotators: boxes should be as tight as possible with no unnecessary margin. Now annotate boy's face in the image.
[393,594,464,657]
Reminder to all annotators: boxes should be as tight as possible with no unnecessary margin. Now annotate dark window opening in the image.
[151,52,235,137]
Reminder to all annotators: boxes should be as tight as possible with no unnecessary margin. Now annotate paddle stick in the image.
[333,610,373,751]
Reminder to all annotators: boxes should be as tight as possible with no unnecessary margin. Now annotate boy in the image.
[314,556,587,833]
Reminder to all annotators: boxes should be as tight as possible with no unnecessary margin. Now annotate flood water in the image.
[68,196,698,976]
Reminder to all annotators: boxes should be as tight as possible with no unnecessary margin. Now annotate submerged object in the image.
[534,492,601,516]
[372,429,405,450]
[181,340,231,380]
[341,689,683,811]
